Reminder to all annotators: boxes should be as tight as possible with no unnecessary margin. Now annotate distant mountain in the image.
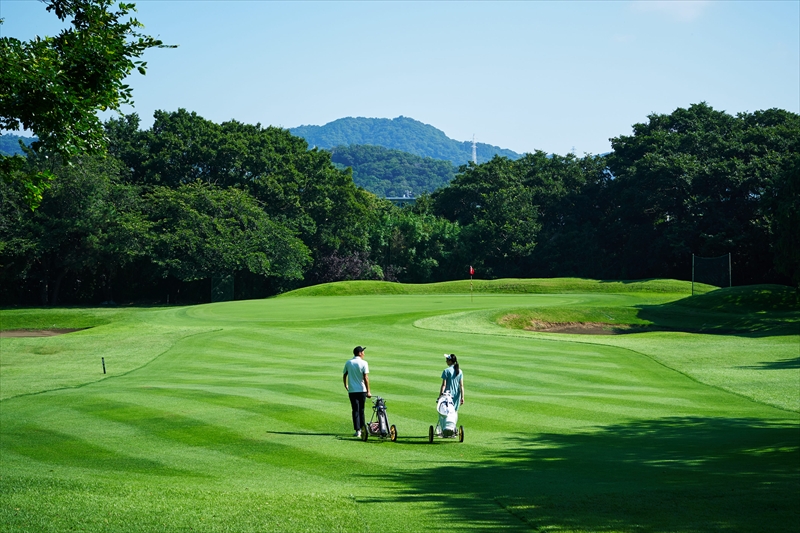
[0,134,36,156]
[290,116,522,166]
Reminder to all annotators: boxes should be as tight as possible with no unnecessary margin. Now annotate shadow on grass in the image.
[362,435,432,445]
[500,285,798,338]
[634,286,799,337]
[675,285,799,313]
[382,417,800,532]
[633,306,799,337]
[265,431,340,437]
[741,356,800,370]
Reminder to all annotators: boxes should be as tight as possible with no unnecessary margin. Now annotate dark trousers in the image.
[349,392,367,431]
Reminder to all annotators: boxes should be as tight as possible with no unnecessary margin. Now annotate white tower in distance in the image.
[472,135,477,164]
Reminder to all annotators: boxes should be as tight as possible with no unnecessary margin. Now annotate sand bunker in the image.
[500,316,654,335]
[0,329,84,338]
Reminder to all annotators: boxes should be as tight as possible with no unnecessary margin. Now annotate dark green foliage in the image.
[291,116,521,166]
[606,103,800,285]
[106,110,378,261]
[430,103,799,285]
[143,182,310,283]
[517,152,613,278]
[2,2,794,294]
[762,151,800,289]
[330,144,455,197]
[0,159,313,305]
[0,154,147,305]
[432,152,600,278]
[370,202,463,283]
[0,0,173,209]
[429,104,800,286]
[0,0,170,159]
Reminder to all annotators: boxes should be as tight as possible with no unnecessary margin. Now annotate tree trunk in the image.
[102,268,114,303]
[39,265,50,306]
[50,270,66,306]
[39,277,49,306]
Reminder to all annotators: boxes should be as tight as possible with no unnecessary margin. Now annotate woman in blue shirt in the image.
[439,353,464,410]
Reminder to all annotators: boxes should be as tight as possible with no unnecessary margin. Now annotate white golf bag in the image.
[436,391,459,436]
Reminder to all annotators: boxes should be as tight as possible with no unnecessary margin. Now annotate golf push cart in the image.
[362,396,397,442]
[429,391,464,443]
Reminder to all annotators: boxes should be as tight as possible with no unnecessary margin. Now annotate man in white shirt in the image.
[343,346,371,437]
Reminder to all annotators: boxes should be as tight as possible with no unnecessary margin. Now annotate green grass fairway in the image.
[1,279,798,532]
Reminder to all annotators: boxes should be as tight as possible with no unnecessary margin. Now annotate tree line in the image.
[432,103,798,286]
[1,102,797,306]
[3,136,455,199]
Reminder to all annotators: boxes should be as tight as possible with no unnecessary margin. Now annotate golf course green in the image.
[1,279,798,532]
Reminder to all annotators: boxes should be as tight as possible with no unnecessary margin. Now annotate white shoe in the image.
[354,430,361,437]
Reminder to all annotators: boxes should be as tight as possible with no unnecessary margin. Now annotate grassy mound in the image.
[281,277,705,297]
[0,306,135,331]
[671,284,799,313]
[498,284,799,336]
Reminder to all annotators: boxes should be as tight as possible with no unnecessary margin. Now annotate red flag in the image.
[469,266,474,276]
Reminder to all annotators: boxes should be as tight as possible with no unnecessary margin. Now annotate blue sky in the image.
[2,0,798,156]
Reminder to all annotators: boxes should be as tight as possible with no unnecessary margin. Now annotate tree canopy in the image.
[606,103,800,284]
[143,182,310,283]
[106,110,380,268]
[0,0,172,207]
[1,0,170,158]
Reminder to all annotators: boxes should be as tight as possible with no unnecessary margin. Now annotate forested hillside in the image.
[330,145,455,197]
[1,103,797,306]
[0,134,35,156]
[291,116,521,165]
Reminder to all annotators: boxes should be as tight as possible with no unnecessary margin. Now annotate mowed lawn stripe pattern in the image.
[1,288,798,532]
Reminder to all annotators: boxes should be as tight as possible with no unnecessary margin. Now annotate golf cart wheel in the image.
[428,425,434,444]
[361,426,368,441]
[389,424,397,442]
[458,425,464,443]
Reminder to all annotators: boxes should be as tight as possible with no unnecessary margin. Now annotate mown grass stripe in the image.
[2,281,797,532]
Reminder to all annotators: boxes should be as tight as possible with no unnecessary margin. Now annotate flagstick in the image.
[470,274,473,303]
